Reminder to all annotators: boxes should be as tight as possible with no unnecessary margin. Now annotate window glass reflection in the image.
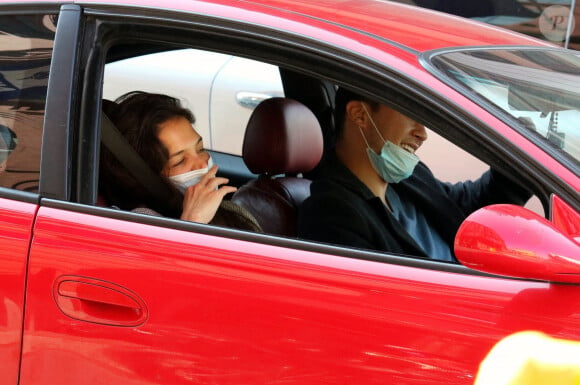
[0,15,56,192]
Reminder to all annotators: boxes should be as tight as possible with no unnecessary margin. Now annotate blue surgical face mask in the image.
[360,104,419,183]
[168,156,213,193]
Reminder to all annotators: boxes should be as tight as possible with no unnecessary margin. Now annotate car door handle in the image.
[54,276,148,326]
[236,91,275,109]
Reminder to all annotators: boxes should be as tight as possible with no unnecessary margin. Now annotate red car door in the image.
[18,205,580,385]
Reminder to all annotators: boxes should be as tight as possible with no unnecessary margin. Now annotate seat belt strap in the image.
[100,111,174,205]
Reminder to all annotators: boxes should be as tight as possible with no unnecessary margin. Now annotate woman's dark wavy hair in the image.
[99,91,195,217]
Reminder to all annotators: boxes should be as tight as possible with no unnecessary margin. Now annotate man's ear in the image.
[345,100,367,127]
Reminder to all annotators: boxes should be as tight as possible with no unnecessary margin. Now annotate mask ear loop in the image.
[358,125,372,149]
[361,103,388,146]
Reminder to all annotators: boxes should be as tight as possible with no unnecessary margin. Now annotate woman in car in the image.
[99,91,261,231]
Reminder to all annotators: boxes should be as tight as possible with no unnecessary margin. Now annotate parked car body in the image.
[0,1,578,385]
[104,49,284,155]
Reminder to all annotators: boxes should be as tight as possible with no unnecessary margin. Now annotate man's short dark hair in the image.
[334,87,379,141]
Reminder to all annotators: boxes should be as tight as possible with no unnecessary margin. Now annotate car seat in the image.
[231,97,323,236]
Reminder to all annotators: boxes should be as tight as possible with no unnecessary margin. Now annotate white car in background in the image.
[104,48,284,155]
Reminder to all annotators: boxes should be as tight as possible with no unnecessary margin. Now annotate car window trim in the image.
[40,4,82,202]
[0,3,61,15]
[0,188,39,204]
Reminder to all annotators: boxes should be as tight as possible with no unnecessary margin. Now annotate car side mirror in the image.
[454,204,580,284]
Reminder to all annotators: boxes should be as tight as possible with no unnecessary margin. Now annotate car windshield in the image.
[429,48,580,164]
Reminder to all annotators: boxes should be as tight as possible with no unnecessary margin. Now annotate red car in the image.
[1,1,578,384]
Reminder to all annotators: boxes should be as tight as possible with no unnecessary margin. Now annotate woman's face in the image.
[157,116,210,177]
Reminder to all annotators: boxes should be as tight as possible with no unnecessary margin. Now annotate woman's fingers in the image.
[200,164,219,181]
[179,164,237,224]
[205,176,234,190]
[216,185,237,196]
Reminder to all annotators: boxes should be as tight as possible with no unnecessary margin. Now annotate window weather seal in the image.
[39,4,82,201]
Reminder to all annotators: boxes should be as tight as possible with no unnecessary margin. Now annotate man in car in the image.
[297,87,531,262]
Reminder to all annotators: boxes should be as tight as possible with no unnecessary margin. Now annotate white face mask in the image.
[360,104,419,183]
[168,156,213,193]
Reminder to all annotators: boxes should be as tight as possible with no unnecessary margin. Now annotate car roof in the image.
[73,0,550,53]
[240,0,550,51]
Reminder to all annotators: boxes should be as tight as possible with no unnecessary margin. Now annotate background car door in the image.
[103,49,231,149]
[209,56,284,155]
[104,49,284,156]
[19,205,580,385]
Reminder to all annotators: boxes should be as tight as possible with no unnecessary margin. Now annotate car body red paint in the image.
[0,1,578,384]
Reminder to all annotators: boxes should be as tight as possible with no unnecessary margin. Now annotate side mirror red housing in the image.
[552,194,580,242]
[455,204,580,284]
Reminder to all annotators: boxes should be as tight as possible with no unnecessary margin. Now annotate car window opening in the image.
[99,43,545,265]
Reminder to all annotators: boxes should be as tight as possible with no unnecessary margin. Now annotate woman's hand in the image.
[180,165,237,223]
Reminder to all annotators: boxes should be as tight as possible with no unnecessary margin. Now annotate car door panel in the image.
[0,198,37,385]
[20,205,580,385]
